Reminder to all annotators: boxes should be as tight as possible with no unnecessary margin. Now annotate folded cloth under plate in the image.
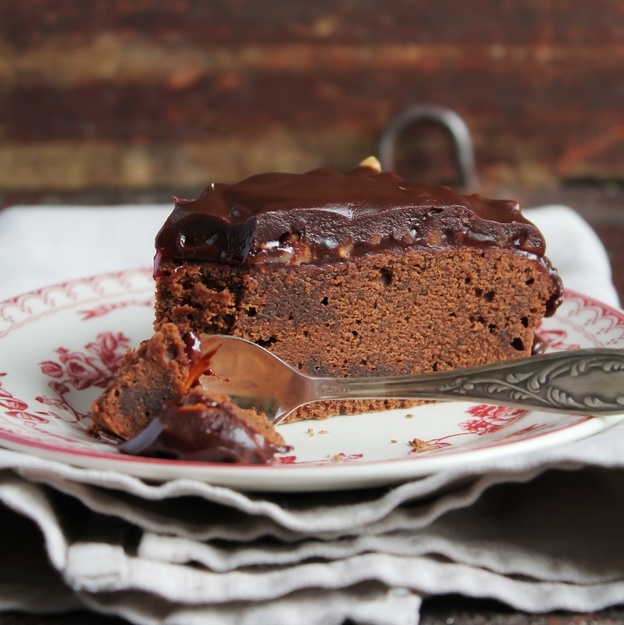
[0,204,622,625]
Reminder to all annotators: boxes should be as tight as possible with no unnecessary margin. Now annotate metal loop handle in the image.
[378,104,479,192]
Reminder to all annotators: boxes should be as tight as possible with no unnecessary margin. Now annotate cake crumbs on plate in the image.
[408,437,437,453]
[404,413,414,419]
[306,428,329,437]
[327,452,347,463]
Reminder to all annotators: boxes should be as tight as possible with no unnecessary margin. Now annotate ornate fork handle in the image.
[316,349,624,415]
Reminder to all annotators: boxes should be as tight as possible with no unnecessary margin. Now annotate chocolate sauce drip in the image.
[120,390,291,464]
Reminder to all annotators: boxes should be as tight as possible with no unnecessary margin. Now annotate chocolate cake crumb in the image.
[408,438,437,453]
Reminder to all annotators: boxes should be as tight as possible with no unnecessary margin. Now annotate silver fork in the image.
[198,336,624,425]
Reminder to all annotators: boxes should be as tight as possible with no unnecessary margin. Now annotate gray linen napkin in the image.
[0,204,622,625]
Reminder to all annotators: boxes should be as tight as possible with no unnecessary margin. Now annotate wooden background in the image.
[1,0,623,298]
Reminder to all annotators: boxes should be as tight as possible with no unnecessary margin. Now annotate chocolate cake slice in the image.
[152,157,563,422]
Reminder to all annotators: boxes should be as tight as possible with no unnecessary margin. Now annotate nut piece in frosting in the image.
[358,155,382,171]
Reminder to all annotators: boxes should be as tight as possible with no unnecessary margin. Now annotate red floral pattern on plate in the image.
[37,332,132,422]
[0,372,50,428]
[416,406,527,451]
[461,404,528,435]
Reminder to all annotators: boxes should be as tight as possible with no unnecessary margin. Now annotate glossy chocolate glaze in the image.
[156,164,550,265]
[120,389,291,464]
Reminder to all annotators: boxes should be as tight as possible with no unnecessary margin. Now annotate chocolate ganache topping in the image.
[155,161,559,291]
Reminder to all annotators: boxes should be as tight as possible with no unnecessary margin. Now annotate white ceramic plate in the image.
[0,268,622,492]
